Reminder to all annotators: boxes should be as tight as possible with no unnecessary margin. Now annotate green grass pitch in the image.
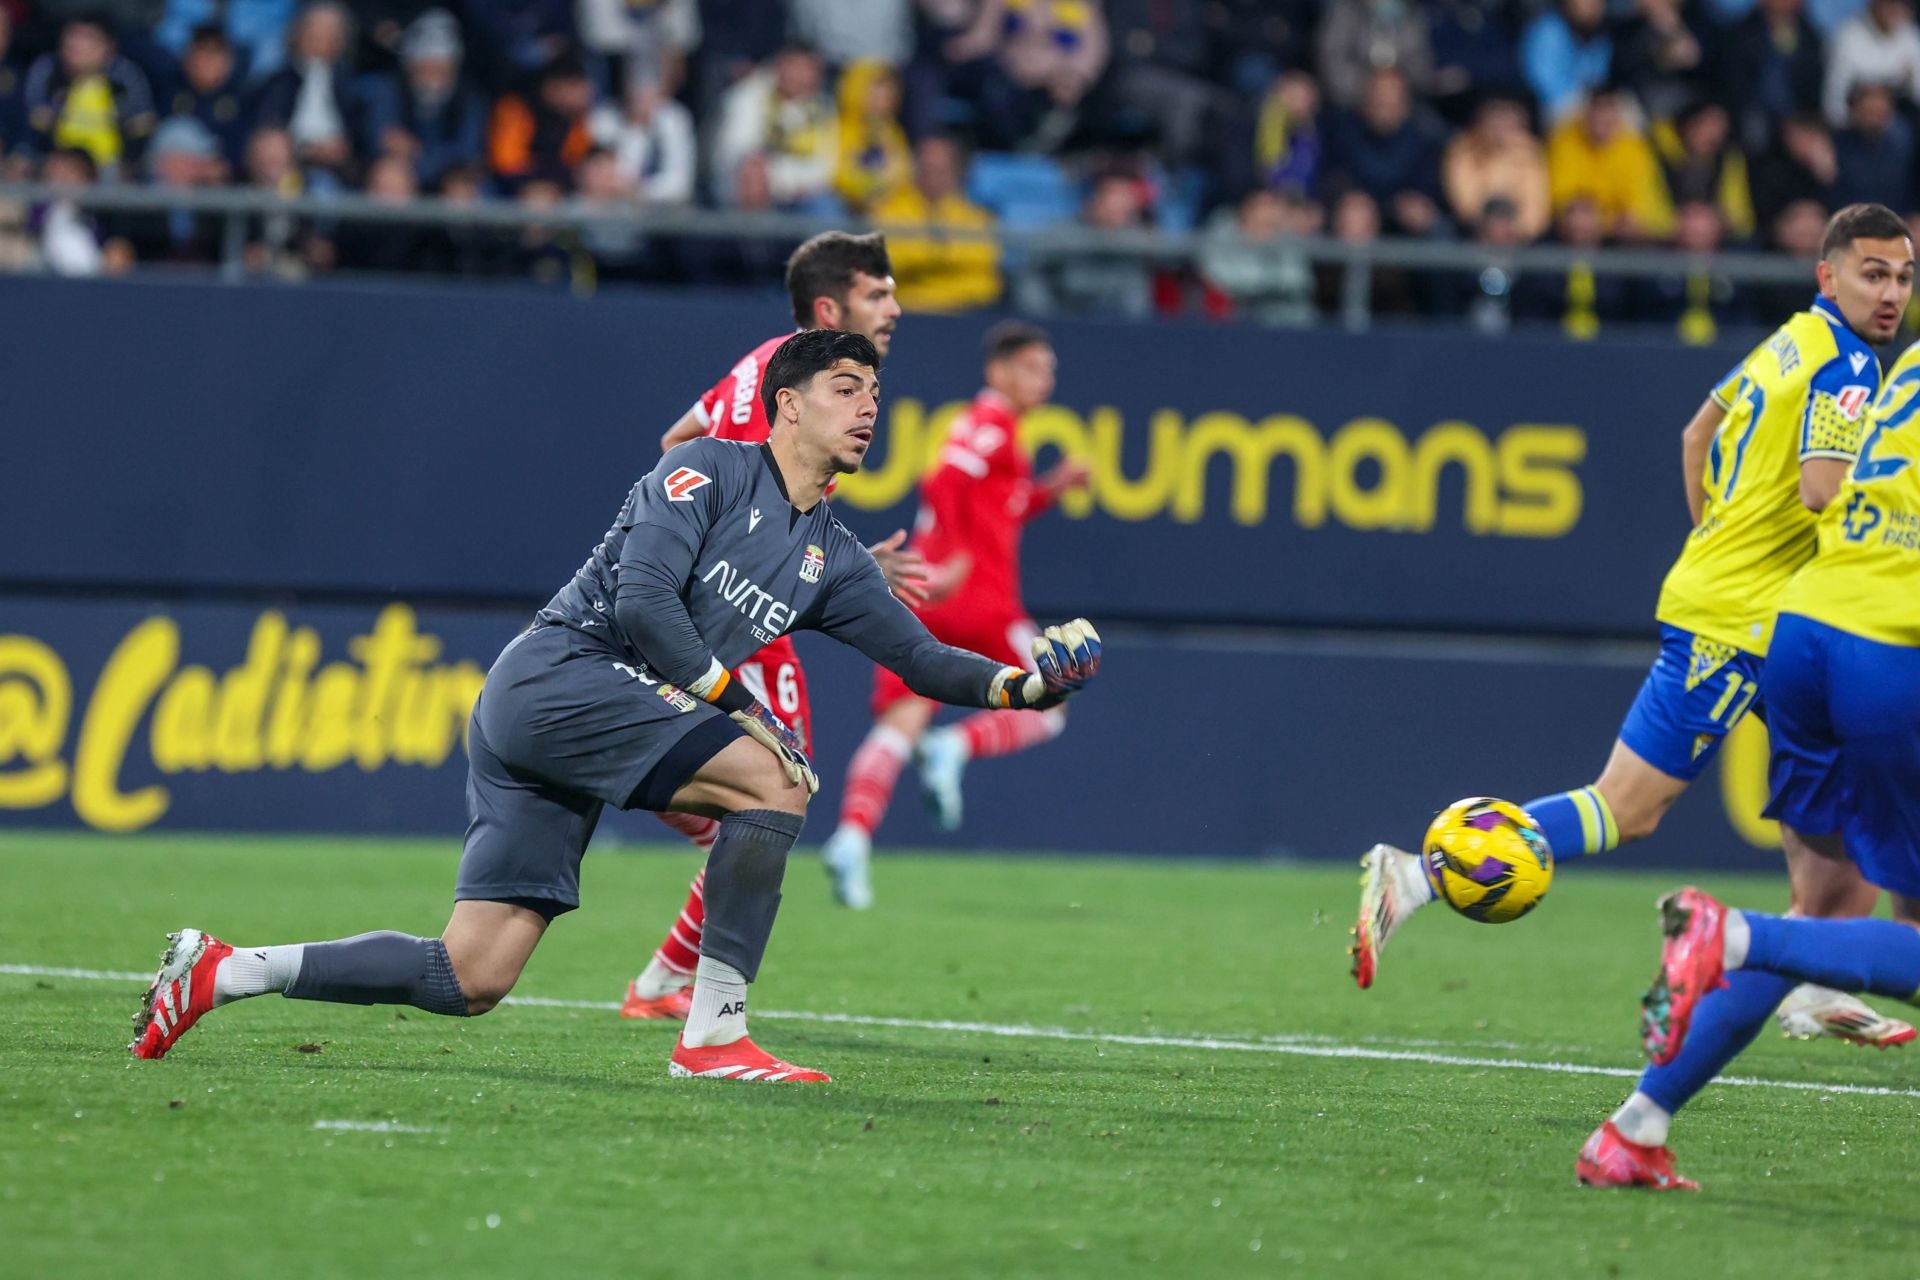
[5,830,1919,1278]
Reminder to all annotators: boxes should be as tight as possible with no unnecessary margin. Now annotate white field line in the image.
[312,1119,440,1134]
[11,963,1920,1102]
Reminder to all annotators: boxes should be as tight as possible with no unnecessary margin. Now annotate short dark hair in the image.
[784,231,891,328]
[761,328,881,423]
[983,320,1049,363]
[1822,203,1910,259]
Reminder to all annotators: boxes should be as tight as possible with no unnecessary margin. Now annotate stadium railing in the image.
[0,180,1815,329]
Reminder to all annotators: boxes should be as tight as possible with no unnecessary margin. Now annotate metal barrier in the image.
[0,180,1814,329]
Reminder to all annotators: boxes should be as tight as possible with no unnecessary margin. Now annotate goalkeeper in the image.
[127,329,1102,1085]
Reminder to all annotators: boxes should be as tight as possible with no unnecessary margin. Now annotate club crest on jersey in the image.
[800,544,826,583]
[663,467,712,502]
[1837,385,1872,420]
[657,684,698,713]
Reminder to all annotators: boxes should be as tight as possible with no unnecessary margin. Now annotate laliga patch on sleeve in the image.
[1837,386,1871,420]
[663,467,712,501]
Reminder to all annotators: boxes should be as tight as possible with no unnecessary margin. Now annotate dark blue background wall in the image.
[0,278,1784,866]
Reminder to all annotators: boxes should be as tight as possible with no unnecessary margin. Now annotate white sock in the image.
[1393,847,1435,908]
[1723,909,1750,970]
[212,944,305,1007]
[634,956,692,1000]
[682,956,749,1048]
[1610,1091,1673,1147]
[924,725,969,763]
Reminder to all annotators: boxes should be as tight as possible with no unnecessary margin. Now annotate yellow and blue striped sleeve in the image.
[1801,354,1876,461]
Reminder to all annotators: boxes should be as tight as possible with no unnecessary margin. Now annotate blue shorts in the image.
[1763,613,1920,898]
[455,624,743,914]
[1617,625,1767,782]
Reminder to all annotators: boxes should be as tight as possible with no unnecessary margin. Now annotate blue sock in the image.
[1743,914,1920,1000]
[1638,968,1793,1115]
[1523,786,1619,861]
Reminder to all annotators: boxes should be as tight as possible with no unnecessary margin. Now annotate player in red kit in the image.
[620,231,929,1017]
[819,321,1090,908]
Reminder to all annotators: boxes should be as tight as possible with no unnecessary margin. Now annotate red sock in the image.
[839,725,913,836]
[655,810,719,850]
[957,708,1064,760]
[652,869,706,977]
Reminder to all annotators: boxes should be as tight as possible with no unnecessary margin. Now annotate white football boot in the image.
[1775,983,1917,1048]
[916,728,968,833]
[820,826,874,910]
[1350,843,1435,989]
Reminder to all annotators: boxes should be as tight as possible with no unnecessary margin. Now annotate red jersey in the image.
[915,389,1053,621]
[689,331,795,443]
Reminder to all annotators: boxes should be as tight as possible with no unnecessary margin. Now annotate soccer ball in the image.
[1421,797,1554,924]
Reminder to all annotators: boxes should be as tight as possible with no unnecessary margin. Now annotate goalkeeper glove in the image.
[730,700,819,794]
[989,618,1102,711]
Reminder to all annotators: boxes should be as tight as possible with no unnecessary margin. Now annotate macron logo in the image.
[664,467,711,502]
[750,507,763,532]
[1851,352,1871,375]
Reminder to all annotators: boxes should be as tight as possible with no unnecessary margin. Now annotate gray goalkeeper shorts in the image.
[455,623,742,914]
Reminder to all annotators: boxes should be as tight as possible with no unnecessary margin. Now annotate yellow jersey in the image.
[1780,343,1920,648]
[1655,296,1879,655]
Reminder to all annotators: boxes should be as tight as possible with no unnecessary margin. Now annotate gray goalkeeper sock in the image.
[283,931,469,1017]
[698,808,805,982]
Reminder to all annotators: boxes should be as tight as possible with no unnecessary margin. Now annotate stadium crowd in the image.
[2,0,1918,333]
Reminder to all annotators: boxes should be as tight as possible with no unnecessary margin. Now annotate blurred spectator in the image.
[575,0,698,91]
[1015,170,1152,318]
[1317,0,1434,109]
[1655,100,1756,242]
[164,26,248,170]
[0,9,28,174]
[1636,199,1747,342]
[870,133,1001,311]
[1517,195,1633,335]
[459,0,574,93]
[680,149,796,285]
[34,0,164,46]
[1099,0,1234,166]
[1458,194,1524,334]
[570,144,652,276]
[1427,0,1521,120]
[942,0,1109,151]
[1314,188,1418,317]
[587,62,695,202]
[1750,195,1828,313]
[1750,109,1836,223]
[1206,0,1318,85]
[1718,0,1824,152]
[1196,186,1319,326]
[688,0,785,119]
[789,0,912,69]
[1220,68,1321,200]
[1831,80,1914,207]
[1522,0,1612,123]
[252,2,360,187]
[1612,0,1705,122]
[1323,67,1446,239]
[330,150,435,271]
[357,9,484,187]
[241,125,320,276]
[713,43,838,211]
[155,0,294,82]
[1442,89,1549,241]
[1547,85,1673,240]
[107,114,225,264]
[33,146,125,275]
[24,16,158,174]
[833,59,911,213]
[1823,0,1920,122]
[488,52,595,189]
[513,175,587,285]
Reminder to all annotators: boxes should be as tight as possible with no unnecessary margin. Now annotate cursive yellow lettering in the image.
[72,617,177,832]
[0,634,72,810]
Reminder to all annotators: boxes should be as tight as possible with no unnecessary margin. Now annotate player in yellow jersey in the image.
[1577,345,1920,1190]
[1352,204,1917,1044]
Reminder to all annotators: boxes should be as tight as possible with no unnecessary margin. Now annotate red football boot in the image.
[1576,1121,1699,1190]
[130,929,232,1060]
[668,1035,831,1082]
[620,980,693,1021]
[1642,887,1729,1066]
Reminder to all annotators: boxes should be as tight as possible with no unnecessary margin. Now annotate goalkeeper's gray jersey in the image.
[538,437,1005,707]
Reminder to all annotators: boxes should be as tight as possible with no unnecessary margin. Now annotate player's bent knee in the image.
[1613,805,1665,844]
